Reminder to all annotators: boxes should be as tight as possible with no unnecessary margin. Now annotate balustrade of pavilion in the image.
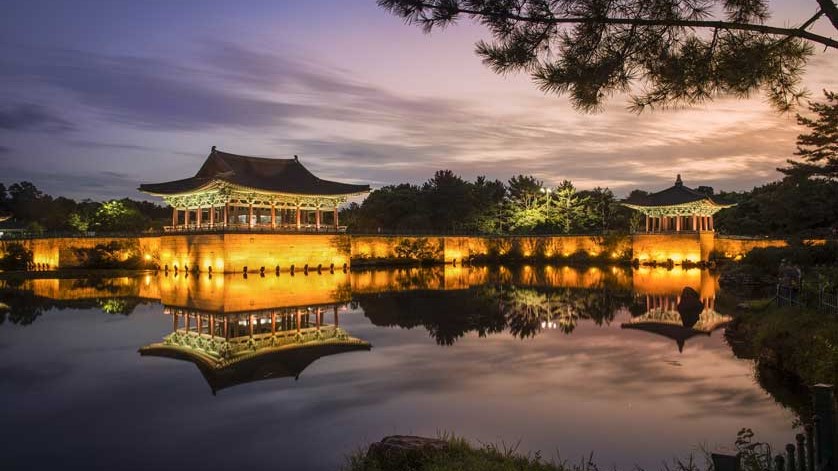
[163,303,344,341]
[162,191,346,233]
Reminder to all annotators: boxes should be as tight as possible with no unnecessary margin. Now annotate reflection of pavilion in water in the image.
[139,273,369,393]
[623,267,732,352]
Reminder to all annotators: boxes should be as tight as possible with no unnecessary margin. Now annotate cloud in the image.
[0,103,73,132]
[0,40,814,198]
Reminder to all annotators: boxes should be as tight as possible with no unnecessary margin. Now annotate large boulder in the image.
[366,435,449,463]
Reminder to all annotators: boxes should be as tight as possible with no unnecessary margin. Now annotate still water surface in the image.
[0,266,797,470]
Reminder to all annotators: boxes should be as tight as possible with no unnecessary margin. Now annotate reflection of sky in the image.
[1,301,796,471]
[1,0,836,200]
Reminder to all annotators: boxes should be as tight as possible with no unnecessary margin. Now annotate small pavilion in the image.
[139,147,370,232]
[622,175,734,233]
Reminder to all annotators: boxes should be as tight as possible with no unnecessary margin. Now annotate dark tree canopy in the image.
[378,0,838,112]
[781,90,838,180]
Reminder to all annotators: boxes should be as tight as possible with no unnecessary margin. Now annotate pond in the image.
[0,266,798,471]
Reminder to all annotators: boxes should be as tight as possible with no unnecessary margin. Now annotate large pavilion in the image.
[139,147,370,232]
[622,175,735,233]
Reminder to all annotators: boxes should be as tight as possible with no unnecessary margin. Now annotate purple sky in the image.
[1,0,836,201]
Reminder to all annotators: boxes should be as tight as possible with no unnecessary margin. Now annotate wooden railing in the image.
[777,282,838,315]
[712,385,836,471]
[162,223,348,234]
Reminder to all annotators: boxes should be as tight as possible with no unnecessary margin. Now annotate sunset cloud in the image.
[0,0,835,200]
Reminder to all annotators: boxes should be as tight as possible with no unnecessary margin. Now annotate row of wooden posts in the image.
[712,385,836,471]
[162,263,349,276]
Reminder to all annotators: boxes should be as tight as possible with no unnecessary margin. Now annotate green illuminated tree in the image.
[549,180,590,233]
[93,199,149,232]
[505,174,549,232]
[378,0,837,112]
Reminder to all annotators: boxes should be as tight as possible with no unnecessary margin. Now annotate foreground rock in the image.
[367,435,449,461]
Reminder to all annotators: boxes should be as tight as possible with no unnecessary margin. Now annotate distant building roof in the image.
[139,147,370,196]
[623,175,732,207]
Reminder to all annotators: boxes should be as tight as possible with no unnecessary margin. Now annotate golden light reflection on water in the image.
[10,264,719,308]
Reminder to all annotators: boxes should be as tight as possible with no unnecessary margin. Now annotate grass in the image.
[344,434,717,471]
[344,435,587,471]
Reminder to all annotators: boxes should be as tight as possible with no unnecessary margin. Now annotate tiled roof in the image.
[140,147,370,196]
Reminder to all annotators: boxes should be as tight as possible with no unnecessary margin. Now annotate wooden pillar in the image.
[676,215,681,232]
[334,306,339,327]
[172,207,178,227]
[209,205,215,227]
[271,203,276,229]
[248,203,254,228]
[223,316,229,339]
[209,314,215,337]
[248,314,254,337]
[692,215,697,231]
[334,207,339,229]
[709,215,714,231]
[185,313,190,332]
[173,312,178,331]
[296,206,301,229]
[223,203,229,227]
[184,208,190,226]
[196,207,202,226]
[315,208,321,230]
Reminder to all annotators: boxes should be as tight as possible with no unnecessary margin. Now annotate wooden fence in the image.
[712,385,836,471]
[777,282,838,315]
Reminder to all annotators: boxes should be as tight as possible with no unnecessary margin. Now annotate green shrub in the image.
[73,241,142,269]
[394,238,438,262]
[0,243,33,270]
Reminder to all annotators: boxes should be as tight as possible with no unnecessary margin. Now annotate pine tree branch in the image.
[815,0,838,31]
[405,2,838,49]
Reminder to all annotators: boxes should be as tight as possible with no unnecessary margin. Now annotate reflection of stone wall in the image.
[157,272,351,312]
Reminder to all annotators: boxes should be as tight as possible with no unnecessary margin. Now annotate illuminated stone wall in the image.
[350,236,444,261]
[713,236,789,260]
[158,233,352,274]
[2,232,804,272]
[0,236,160,269]
[442,235,630,262]
[630,233,706,264]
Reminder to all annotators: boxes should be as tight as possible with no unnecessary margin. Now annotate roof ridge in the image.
[215,149,297,163]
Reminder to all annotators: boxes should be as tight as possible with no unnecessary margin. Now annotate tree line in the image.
[342,90,838,237]
[2,91,835,237]
[0,182,169,234]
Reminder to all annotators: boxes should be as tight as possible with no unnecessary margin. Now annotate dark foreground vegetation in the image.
[729,305,838,387]
[346,435,591,471]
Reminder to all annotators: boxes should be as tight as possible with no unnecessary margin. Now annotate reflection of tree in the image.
[357,288,507,346]
[358,283,635,344]
[0,290,45,326]
[0,288,147,326]
[97,297,143,315]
